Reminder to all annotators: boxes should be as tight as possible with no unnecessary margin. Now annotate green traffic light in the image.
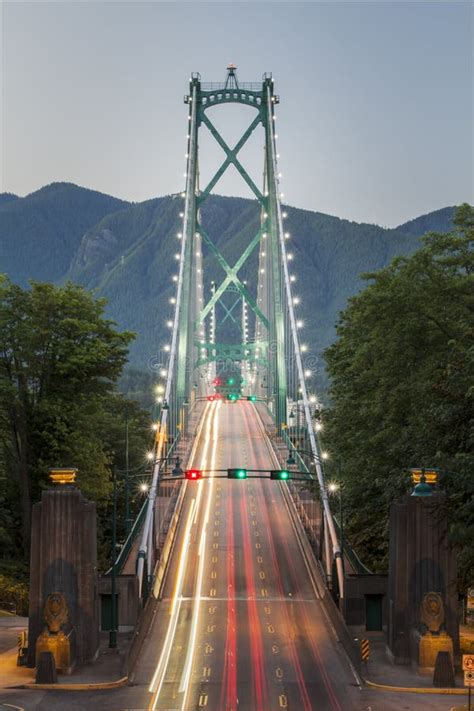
[228,468,248,479]
[270,470,291,480]
[247,395,257,402]
[227,377,235,385]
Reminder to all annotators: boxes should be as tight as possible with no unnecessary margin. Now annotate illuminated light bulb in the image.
[290,275,296,282]
[156,396,163,404]
[297,320,304,328]
[315,422,323,432]
[293,297,300,305]
[172,275,178,282]
[282,212,288,218]
[175,253,180,260]
[146,451,154,461]
[321,451,330,461]
[309,395,317,404]
[151,423,159,432]
[166,320,173,328]
[164,344,171,352]
[280,193,285,198]
[160,369,167,377]
[177,233,182,238]
[278,173,282,178]
[260,268,265,274]
[181,192,185,198]
[140,483,149,493]
[304,369,311,377]
[179,212,184,217]
[275,134,279,138]
[301,344,308,353]
[155,384,165,394]
[262,251,266,257]
[287,254,293,261]
[170,297,176,304]
[263,213,268,218]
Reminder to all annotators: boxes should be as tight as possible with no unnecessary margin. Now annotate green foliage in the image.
[0,571,29,616]
[0,278,151,567]
[324,204,474,586]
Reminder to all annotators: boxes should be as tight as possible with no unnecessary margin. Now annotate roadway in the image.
[136,399,361,710]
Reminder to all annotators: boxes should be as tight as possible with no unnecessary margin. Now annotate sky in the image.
[1,1,472,226]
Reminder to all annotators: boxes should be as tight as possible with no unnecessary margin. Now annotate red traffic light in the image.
[213,377,221,386]
[207,395,215,402]
[185,469,203,480]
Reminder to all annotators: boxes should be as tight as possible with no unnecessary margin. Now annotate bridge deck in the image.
[134,400,360,710]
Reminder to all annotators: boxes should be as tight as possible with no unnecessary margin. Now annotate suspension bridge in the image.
[113,66,362,710]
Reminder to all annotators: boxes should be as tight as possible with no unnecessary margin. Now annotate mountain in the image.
[0,183,129,287]
[396,206,455,237]
[0,183,456,392]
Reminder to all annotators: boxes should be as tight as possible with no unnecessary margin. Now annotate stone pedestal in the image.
[414,630,454,672]
[387,491,459,666]
[27,487,99,668]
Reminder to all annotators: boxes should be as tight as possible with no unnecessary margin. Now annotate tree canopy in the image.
[0,278,149,573]
[324,203,473,587]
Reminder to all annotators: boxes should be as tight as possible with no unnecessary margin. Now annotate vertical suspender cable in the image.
[265,84,344,600]
[136,82,198,597]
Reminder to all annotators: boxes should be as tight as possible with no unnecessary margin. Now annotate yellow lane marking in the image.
[261,588,268,597]
[210,588,216,596]
[255,543,261,549]
[209,605,217,614]
[203,666,211,678]
[207,624,216,633]
[211,556,218,563]
[279,694,288,708]
[275,667,283,679]
[213,543,219,549]
[272,644,279,654]
[213,530,219,537]
[264,605,271,615]
[199,693,208,707]
[259,571,266,580]
[257,556,263,563]
[267,624,275,633]
[211,571,217,579]
[205,642,214,654]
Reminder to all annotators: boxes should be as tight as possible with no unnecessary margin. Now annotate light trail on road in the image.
[143,401,359,711]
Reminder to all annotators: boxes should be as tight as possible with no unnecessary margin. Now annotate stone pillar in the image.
[387,491,459,666]
[27,486,99,667]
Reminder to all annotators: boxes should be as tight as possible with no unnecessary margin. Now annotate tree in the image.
[0,278,135,555]
[324,204,473,586]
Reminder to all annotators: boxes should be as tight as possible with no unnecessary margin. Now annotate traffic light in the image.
[213,377,221,386]
[185,469,203,480]
[227,468,247,480]
[270,470,291,480]
[228,393,239,401]
[246,395,257,402]
[207,395,215,402]
[227,377,235,386]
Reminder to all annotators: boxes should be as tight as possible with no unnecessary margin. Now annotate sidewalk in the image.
[0,615,132,689]
[350,627,465,688]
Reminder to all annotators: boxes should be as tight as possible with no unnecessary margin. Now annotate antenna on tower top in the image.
[225,64,239,90]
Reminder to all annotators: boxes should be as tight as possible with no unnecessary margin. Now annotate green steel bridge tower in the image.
[176,64,287,428]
